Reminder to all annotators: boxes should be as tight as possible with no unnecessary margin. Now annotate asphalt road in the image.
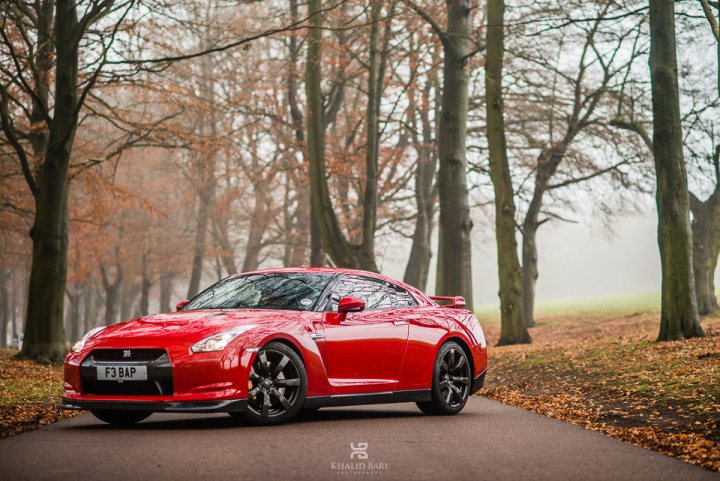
[0,397,716,481]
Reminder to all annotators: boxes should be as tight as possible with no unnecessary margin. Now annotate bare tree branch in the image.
[609,118,653,150]
[699,0,720,41]
[0,83,37,196]
[400,0,447,41]
[549,160,631,190]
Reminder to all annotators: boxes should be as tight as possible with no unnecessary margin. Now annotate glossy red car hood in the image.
[88,309,305,346]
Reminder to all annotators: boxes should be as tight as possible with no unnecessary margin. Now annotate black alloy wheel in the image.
[417,341,471,415]
[234,341,306,424]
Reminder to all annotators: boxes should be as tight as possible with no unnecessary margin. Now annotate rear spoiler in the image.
[429,296,466,309]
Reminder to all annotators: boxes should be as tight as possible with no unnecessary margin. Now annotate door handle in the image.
[393,320,408,326]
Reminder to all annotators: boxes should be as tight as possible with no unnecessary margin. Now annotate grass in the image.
[479,296,720,472]
[475,292,662,325]
[0,349,80,438]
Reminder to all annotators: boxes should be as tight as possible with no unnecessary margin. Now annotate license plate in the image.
[97,365,147,382]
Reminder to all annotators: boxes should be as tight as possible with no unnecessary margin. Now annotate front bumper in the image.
[61,397,248,413]
[64,345,256,404]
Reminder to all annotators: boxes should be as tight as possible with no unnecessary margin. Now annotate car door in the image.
[321,275,409,395]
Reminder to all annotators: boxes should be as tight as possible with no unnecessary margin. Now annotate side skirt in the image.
[470,370,486,395]
[304,389,431,409]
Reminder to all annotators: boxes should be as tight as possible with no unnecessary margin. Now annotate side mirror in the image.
[176,300,190,311]
[338,296,365,313]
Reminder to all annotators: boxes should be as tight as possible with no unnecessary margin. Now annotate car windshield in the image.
[183,273,333,311]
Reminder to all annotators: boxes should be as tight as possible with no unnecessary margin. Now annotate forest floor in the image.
[479,294,720,472]
[0,349,80,438]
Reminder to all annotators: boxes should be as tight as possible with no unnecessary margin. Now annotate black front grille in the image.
[91,348,167,362]
[81,349,173,396]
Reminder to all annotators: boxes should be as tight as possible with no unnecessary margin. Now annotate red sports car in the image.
[63,268,487,425]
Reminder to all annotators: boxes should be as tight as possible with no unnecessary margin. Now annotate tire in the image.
[90,410,151,425]
[238,341,307,425]
[416,341,471,415]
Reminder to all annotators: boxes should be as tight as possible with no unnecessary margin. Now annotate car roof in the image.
[233,267,434,306]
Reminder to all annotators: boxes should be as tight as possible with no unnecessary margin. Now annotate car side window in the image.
[326,276,395,311]
[392,285,418,308]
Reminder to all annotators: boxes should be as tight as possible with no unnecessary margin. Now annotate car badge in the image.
[123,349,131,358]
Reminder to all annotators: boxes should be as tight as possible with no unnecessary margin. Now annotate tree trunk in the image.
[139,254,151,316]
[289,187,312,267]
[486,0,530,345]
[404,76,438,291]
[241,190,267,272]
[282,179,297,266]
[101,264,122,325]
[120,282,138,321]
[1,270,8,348]
[305,0,353,268]
[11,269,17,345]
[159,269,174,311]
[693,211,720,315]
[288,0,319,267]
[358,0,386,271]
[520,145,566,327]
[21,2,82,361]
[305,0,382,272]
[187,37,218,297]
[21,141,70,360]
[66,287,81,343]
[309,209,325,267]
[187,186,212,297]
[521,222,539,327]
[690,185,720,315]
[211,214,237,275]
[649,0,703,340]
[690,18,720,315]
[435,0,474,309]
[403,169,434,289]
[83,283,96,332]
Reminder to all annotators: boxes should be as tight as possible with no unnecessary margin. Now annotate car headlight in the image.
[191,325,259,353]
[71,326,106,353]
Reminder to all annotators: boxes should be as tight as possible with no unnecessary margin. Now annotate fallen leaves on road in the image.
[481,312,720,472]
[0,349,81,438]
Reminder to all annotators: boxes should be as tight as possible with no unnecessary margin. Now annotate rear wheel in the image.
[90,410,151,425]
[417,341,471,415]
[233,341,306,425]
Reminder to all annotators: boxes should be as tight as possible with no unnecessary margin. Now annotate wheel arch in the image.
[261,336,305,365]
[443,336,475,380]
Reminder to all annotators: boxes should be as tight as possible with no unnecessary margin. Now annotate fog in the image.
[382,205,719,306]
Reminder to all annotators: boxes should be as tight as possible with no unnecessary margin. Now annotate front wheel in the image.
[235,341,307,425]
[417,341,471,415]
[90,410,151,425]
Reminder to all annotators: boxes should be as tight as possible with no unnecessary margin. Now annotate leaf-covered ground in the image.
[0,349,81,438]
[480,302,720,472]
